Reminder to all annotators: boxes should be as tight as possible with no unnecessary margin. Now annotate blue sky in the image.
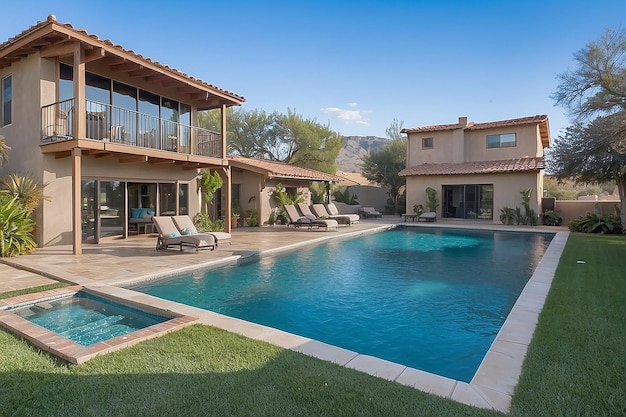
[1,1,624,139]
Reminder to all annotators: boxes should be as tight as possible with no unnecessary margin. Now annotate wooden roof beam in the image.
[40,41,79,58]
[109,62,139,72]
[119,155,149,163]
[83,47,105,63]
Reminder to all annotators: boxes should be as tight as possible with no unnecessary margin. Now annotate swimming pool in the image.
[13,291,169,346]
[131,227,553,382]
[0,286,199,363]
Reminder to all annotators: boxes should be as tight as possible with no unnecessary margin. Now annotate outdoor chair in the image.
[152,216,215,252]
[172,215,232,246]
[284,204,338,231]
[358,207,383,219]
[418,212,437,222]
[311,203,356,226]
[325,203,360,224]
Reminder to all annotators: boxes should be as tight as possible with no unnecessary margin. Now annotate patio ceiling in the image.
[41,139,227,170]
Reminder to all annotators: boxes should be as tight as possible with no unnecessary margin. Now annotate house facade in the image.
[0,15,245,254]
[399,115,550,222]
[229,156,341,226]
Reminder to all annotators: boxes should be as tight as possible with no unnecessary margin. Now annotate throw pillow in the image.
[131,208,142,219]
[167,231,181,238]
[181,227,193,235]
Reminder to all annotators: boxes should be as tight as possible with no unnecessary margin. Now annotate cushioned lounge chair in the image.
[311,204,354,226]
[172,215,232,246]
[358,207,383,219]
[284,204,338,231]
[325,203,360,225]
[418,212,437,222]
[152,216,215,252]
[297,203,340,230]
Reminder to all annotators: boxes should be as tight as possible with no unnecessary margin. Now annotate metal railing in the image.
[41,99,223,158]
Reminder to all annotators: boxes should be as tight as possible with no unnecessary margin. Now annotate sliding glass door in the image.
[442,184,493,220]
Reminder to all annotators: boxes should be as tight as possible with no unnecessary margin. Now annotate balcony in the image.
[41,99,222,158]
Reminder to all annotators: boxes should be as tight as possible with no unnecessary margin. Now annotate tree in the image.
[361,136,406,214]
[550,27,626,226]
[197,170,222,216]
[547,115,626,223]
[385,118,404,141]
[199,108,343,174]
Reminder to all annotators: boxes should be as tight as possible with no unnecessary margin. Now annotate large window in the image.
[487,133,516,148]
[1,75,11,126]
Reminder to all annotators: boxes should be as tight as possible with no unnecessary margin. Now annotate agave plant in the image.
[0,173,49,213]
[0,195,37,256]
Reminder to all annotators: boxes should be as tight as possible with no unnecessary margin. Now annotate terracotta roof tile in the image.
[466,115,548,131]
[401,115,548,134]
[229,157,342,182]
[401,122,465,134]
[399,157,545,176]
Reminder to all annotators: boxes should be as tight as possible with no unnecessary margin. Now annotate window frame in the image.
[487,133,516,148]
[1,74,12,127]
[421,137,434,149]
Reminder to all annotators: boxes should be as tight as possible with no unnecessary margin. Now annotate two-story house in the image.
[0,15,245,254]
[399,115,550,222]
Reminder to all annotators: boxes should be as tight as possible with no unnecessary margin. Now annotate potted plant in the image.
[231,206,240,228]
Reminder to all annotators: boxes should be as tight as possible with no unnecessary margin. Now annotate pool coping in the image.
[0,285,199,364]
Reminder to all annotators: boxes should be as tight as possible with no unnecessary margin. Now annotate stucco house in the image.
[229,156,342,226]
[0,15,245,254]
[399,115,550,222]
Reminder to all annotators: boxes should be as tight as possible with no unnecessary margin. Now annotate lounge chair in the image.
[358,207,383,219]
[311,203,358,226]
[325,203,360,225]
[152,216,215,252]
[171,215,232,246]
[284,204,338,231]
[418,212,437,222]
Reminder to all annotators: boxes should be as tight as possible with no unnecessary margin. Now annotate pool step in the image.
[60,314,125,341]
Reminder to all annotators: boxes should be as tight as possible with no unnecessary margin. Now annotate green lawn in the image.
[0,233,624,416]
[0,282,69,300]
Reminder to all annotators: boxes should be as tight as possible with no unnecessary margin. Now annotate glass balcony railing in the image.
[41,99,222,158]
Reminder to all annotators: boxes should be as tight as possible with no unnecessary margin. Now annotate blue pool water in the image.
[14,292,168,346]
[132,227,553,382]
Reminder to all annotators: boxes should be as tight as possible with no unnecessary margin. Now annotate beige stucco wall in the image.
[230,168,316,226]
[554,200,622,224]
[405,172,543,223]
[407,128,466,167]
[406,122,544,169]
[463,124,543,162]
[1,53,202,246]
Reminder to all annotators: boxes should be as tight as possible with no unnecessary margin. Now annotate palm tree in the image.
[0,134,9,167]
[0,173,49,213]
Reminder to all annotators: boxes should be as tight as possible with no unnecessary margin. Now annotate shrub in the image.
[542,210,563,226]
[192,212,224,232]
[500,206,515,225]
[567,213,623,234]
[425,187,439,212]
[332,186,359,205]
[0,196,37,257]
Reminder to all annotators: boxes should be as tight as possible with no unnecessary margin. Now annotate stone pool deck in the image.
[0,218,569,413]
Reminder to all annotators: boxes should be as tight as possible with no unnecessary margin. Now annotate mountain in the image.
[336,135,389,173]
